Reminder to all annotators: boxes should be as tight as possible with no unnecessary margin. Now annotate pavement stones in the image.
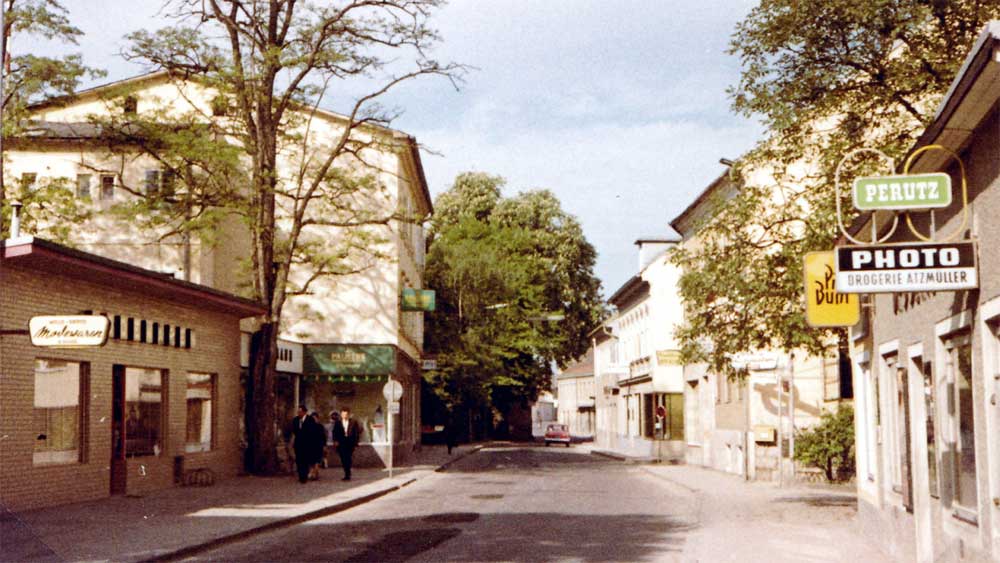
[1,444,482,563]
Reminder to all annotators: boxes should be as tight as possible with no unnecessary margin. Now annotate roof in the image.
[669,170,733,235]
[634,234,681,244]
[2,236,266,317]
[906,21,1000,172]
[557,348,594,379]
[25,70,434,214]
[607,275,650,308]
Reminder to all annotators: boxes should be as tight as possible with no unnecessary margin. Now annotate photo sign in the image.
[835,242,977,294]
[803,251,860,327]
[852,172,951,211]
[29,315,110,348]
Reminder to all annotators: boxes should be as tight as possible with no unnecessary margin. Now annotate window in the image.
[185,373,215,453]
[144,170,161,195]
[882,353,903,490]
[123,95,137,114]
[945,333,977,516]
[34,359,85,464]
[641,393,684,440]
[125,367,164,457]
[144,169,176,197]
[857,360,877,481]
[100,175,115,200]
[76,174,92,200]
[917,358,939,498]
[210,94,229,117]
[20,172,38,191]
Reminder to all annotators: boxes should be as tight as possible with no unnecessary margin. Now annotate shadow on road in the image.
[440,447,610,475]
[774,494,857,508]
[211,511,694,562]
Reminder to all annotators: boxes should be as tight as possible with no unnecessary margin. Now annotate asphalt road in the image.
[187,446,697,562]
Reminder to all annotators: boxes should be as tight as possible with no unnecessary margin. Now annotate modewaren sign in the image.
[804,251,859,327]
[835,242,978,294]
[853,173,951,211]
[29,315,110,348]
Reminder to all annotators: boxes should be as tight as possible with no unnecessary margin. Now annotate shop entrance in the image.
[110,365,127,495]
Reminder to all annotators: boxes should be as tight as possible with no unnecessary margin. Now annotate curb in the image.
[589,449,659,465]
[143,445,485,563]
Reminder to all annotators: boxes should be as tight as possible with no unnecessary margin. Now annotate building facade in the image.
[7,72,432,468]
[555,350,595,439]
[0,236,263,511]
[850,22,1000,563]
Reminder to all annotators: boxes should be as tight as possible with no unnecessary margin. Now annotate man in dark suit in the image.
[332,407,362,481]
[291,405,319,484]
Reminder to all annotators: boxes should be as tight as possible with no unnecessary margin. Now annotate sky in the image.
[22,0,763,296]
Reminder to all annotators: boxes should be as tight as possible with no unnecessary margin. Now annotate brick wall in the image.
[0,264,245,511]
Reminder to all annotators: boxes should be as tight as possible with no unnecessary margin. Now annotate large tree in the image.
[424,172,603,418]
[672,0,1000,375]
[0,0,103,236]
[119,0,461,473]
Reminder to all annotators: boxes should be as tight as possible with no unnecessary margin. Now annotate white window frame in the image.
[878,340,901,493]
[935,310,978,524]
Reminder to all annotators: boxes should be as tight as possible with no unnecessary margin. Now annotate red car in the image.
[544,424,571,447]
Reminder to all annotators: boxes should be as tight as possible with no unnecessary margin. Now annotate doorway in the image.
[110,365,126,495]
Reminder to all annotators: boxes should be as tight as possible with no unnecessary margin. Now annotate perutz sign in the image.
[803,251,859,327]
[29,315,110,348]
[835,242,978,294]
[853,173,952,211]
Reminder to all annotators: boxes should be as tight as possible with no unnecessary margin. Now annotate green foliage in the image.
[794,403,855,482]
[673,1,1000,373]
[424,172,603,412]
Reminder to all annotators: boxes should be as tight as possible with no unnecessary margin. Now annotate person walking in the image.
[332,407,361,481]
[291,405,318,484]
[308,412,326,480]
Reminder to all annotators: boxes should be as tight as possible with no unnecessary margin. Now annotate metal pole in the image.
[777,363,783,487]
[789,352,796,482]
[388,380,393,479]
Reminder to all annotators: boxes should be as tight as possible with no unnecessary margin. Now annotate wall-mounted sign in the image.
[803,251,860,327]
[302,344,396,381]
[656,349,681,365]
[29,315,110,348]
[401,288,436,311]
[835,242,977,294]
[730,351,779,371]
[853,173,952,211]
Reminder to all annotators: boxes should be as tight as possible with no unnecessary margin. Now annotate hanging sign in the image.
[853,173,952,211]
[835,242,977,294]
[803,252,860,327]
[29,315,110,348]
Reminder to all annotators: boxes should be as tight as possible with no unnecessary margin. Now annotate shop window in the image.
[944,332,977,520]
[185,373,215,453]
[641,393,684,440]
[33,359,86,465]
[917,358,939,498]
[76,174,92,200]
[125,367,164,457]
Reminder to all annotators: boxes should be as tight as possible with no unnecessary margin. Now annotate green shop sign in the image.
[303,344,396,382]
[401,288,436,311]
[852,173,951,211]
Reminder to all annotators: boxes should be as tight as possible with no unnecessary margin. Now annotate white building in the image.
[555,350,595,439]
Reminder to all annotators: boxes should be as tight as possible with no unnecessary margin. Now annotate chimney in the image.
[635,237,677,271]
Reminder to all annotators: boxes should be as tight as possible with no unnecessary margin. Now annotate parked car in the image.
[544,423,571,447]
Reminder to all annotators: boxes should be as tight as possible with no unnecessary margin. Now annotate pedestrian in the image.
[309,412,326,480]
[291,405,317,484]
[332,407,361,481]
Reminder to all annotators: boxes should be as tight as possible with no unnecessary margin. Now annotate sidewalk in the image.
[638,464,893,562]
[2,444,482,563]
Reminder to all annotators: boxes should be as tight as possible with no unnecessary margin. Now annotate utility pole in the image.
[777,363,783,487]
[789,352,796,483]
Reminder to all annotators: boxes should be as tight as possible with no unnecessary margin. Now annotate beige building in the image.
[0,236,263,511]
[7,72,432,467]
[850,22,1000,563]
[592,238,687,461]
[670,171,850,481]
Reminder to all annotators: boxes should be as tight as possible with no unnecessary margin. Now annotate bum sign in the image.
[803,251,859,327]
[852,173,951,211]
[835,242,977,294]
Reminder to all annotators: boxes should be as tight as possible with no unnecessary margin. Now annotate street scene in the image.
[2,1,1000,562]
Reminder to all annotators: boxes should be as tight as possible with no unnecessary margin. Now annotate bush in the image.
[794,403,855,482]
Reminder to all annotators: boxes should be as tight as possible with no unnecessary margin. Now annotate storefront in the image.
[300,344,421,467]
[0,236,264,511]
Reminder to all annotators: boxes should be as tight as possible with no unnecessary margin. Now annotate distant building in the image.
[556,350,595,439]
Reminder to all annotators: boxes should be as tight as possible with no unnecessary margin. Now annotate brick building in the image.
[0,236,263,511]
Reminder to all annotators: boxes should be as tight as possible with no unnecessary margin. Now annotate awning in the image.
[302,344,396,381]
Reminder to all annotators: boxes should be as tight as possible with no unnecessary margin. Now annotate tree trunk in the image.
[248,322,279,474]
